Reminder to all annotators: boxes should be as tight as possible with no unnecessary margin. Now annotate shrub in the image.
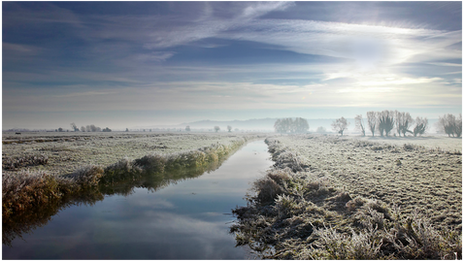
[3,171,76,218]
[134,154,167,173]
[66,165,104,187]
[253,174,287,204]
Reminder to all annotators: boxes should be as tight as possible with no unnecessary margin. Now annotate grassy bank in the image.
[3,134,264,245]
[2,132,263,175]
[231,135,461,259]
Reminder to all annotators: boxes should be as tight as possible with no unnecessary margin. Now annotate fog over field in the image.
[2,2,461,130]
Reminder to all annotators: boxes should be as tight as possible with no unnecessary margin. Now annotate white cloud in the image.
[428,62,462,67]
[220,19,461,69]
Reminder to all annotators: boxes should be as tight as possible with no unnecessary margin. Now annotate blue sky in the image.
[2,1,462,130]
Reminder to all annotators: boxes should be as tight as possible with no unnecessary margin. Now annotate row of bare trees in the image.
[354,111,461,137]
[355,111,428,137]
[438,114,462,137]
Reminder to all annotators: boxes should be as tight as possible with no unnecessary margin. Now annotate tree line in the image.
[69,123,111,132]
[273,112,462,138]
[354,111,461,137]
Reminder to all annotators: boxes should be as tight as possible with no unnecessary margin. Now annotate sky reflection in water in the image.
[3,140,272,259]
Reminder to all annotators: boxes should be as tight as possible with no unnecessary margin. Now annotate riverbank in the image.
[3,134,267,227]
[231,134,461,259]
[2,132,267,175]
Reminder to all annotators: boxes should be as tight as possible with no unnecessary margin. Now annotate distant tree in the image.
[214,126,220,132]
[438,114,458,137]
[227,125,232,132]
[413,117,428,137]
[102,127,112,132]
[70,123,79,132]
[185,126,191,131]
[125,128,129,132]
[354,114,365,136]
[366,111,377,137]
[274,118,308,134]
[294,117,309,133]
[316,126,326,133]
[58,127,63,132]
[331,117,349,136]
[274,119,288,133]
[85,125,91,132]
[378,110,395,137]
[456,114,462,138]
[395,111,414,137]
[81,126,86,132]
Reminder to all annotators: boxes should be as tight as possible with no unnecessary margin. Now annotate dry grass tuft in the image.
[2,154,48,170]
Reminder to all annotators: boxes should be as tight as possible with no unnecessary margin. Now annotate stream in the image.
[3,140,273,259]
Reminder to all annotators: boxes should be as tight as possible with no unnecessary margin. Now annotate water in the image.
[3,140,273,259]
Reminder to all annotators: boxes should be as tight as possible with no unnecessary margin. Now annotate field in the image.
[232,134,462,259]
[2,131,265,176]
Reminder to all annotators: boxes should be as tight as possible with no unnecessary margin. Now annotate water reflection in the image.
[3,140,272,259]
[3,156,222,247]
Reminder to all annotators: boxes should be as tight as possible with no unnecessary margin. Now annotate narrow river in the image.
[3,140,273,259]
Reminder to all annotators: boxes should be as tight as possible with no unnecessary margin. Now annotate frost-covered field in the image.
[232,134,462,259]
[342,134,462,152]
[2,132,266,176]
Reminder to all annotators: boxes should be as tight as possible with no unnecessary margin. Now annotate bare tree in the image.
[214,126,220,132]
[81,126,86,132]
[227,125,232,132]
[354,114,365,136]
[274,118,290,133]
[378,110,395,137]
[366,111,377,137]
[331,117,349,136]
[456,114,462,138]
[413,117,428,137]
[438,114,459,137]
[294,117,309,133]
[70,122,79,132]
[395,111,414,137]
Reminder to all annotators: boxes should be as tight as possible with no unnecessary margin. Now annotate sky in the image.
[2,1,462,130]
